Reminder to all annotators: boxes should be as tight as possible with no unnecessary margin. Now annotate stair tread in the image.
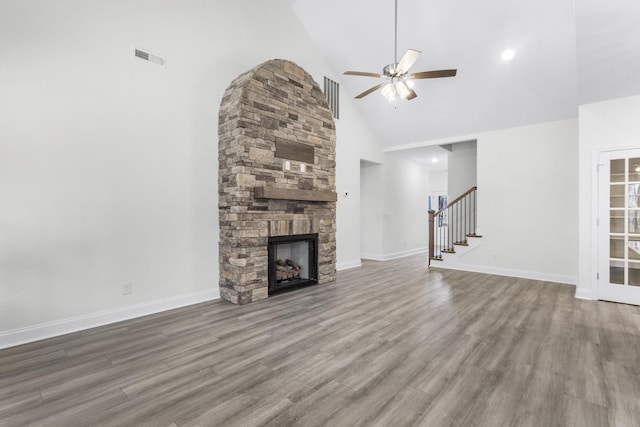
[467,234,482,238]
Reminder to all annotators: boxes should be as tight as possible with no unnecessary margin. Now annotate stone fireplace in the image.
[218,59,337,305]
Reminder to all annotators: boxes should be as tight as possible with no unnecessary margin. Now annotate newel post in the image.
[428,210,435,266]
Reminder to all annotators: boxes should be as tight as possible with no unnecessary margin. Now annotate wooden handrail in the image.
[433,186,477,216]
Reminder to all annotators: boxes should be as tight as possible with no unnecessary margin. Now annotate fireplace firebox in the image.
[268,233,318,294]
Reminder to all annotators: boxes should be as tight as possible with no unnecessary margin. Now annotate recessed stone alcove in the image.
[218,59,337,304]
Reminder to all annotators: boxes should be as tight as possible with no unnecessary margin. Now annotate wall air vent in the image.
[323,77,340,120]
[133,46,166,68]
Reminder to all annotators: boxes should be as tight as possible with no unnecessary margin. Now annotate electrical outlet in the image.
[122,282,133,295]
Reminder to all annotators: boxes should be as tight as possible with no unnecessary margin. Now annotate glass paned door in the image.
[598,150,640,305]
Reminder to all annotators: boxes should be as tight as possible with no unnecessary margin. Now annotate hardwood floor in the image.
[2,255,640,426]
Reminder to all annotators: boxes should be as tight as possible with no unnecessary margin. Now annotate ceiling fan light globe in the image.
[395,80,411,99]
[381,82,396,101]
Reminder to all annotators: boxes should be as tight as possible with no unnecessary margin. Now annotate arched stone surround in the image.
[218,59,336,304]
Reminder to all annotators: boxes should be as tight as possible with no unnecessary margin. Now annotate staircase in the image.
[429,186,481,265]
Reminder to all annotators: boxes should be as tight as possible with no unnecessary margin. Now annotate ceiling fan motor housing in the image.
[383,63,401,77]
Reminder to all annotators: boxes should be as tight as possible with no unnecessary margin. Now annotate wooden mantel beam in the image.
[254,186,337,202]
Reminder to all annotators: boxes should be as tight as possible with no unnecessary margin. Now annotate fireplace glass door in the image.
[268,233,318,294]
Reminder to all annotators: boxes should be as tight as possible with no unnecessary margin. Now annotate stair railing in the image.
[428,186,478,265]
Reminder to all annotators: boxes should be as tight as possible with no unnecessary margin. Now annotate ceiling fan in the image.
[344,0,457,103]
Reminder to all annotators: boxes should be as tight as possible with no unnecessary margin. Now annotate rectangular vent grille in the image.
[133,47,166,68]
[324,77,340,120]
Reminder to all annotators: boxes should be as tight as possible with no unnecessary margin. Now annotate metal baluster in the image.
[452,204,455,246]
[449,205,452,248]
[471,190,474,235]
[437,213,440,258]
[469,191,472,236]
[460,196,462,243]
[466,194,469,239]
[457,202,460,244]
[455,203,458,247]
[456,203,459,246]
[450,205,454,249]
[444,208,447,251]
[454,203,456,245]
[471,191,474,235]
[436,212,439,258]
[464,194,467,242]
[439,212,444,257]
[473,190,476,235]
[439,211,441,257]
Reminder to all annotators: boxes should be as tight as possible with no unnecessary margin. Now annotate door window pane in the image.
[611,210,625,233]
[630,210,640,234]
[611,159,625,182]
[610,260,624,285]
[629,158,640,182]
[611,236,625,259]
[611,184,625,208]
[629,262,640,286]
[629,239,640,260]
[629,184,640,208]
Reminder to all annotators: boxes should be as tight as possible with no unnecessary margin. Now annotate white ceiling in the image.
[291,0,640,148]
[388,144,450,171]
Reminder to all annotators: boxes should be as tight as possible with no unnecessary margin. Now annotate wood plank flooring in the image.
[2,255,640,426]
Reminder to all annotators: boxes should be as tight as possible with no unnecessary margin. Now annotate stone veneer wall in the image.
[218,59,336,304]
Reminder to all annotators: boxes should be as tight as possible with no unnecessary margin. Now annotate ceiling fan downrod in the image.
[394,0,398,66]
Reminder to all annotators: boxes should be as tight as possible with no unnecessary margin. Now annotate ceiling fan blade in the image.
[355,83,385,99]
[405,87,418,100]
[406,69,457,79]
[396,49,421,75]
[344,71,382,78]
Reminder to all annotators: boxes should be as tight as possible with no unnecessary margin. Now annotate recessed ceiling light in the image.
[431,158,438,163]
[502,49,515,61]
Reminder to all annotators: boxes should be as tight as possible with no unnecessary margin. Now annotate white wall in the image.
[380,153,430,259]
[460,119,579,283]
[0,0,382,345]
[358,154,431,261]
[428,170,448,213]
[334,100,384,271]
[448,141,477,198]
[360,161,383,259]
[577,94,640,299]
[429,170,448,196]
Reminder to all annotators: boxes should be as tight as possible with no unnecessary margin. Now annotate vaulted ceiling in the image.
[290,0,640,148]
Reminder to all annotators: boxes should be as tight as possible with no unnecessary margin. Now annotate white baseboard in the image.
[430,263,578,286]
[383,247,428,261]
[359,253,384,261]
[361,247,428,262]
[337,259,362,271]
[575,287,596,300]
[0,289,219,350]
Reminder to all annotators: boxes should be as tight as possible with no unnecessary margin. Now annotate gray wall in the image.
[448,141,477,198]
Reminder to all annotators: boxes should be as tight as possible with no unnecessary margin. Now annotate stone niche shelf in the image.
[255,186,337,202]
